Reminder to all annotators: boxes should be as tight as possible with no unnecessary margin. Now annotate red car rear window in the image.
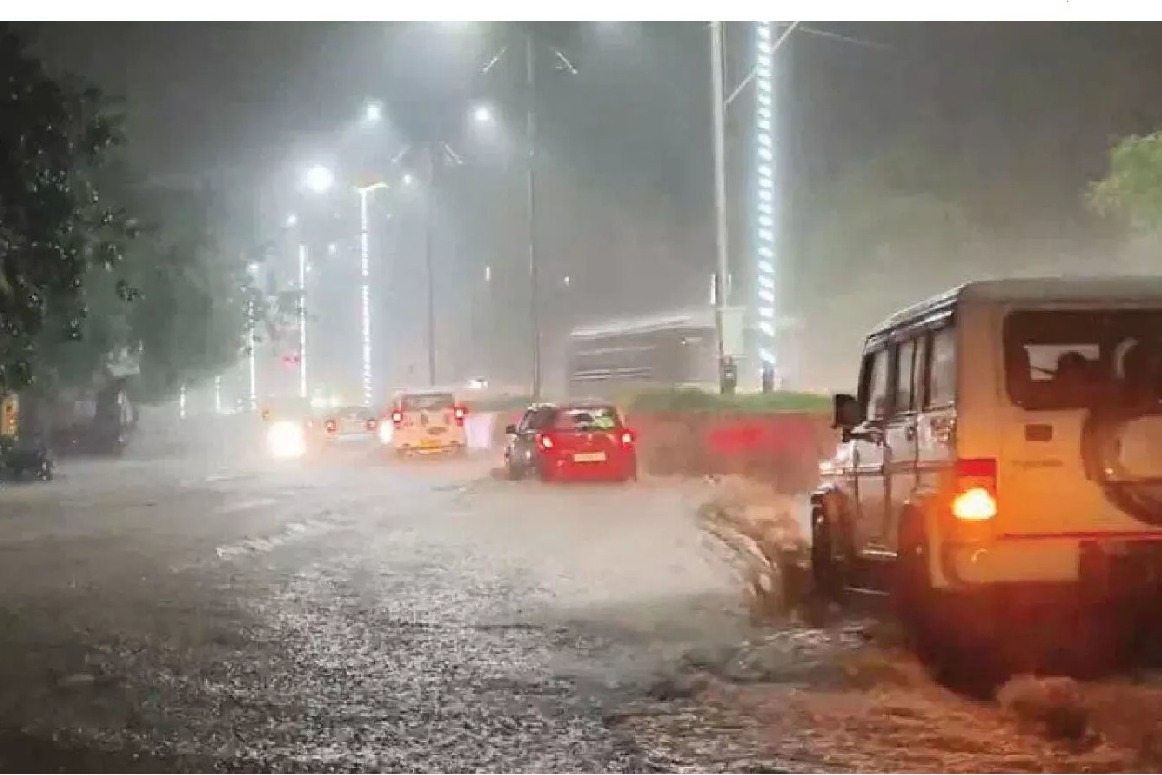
[553,406,621,431]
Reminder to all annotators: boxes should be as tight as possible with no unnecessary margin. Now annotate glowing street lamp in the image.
[363,100,384,125]
[402,172,415,186]
[304,164,335,194]
[472,103,494,124]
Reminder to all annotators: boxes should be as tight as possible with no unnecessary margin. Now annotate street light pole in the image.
[709,21,732,394]
[524,26,543,401]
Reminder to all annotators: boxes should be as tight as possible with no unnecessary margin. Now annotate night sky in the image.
[21,22,1162,390]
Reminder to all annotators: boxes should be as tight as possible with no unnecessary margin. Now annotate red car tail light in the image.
[619,429,635,446]
[453,405,466,426]
[325,419,338,434]
[538,433,554,450]
[391,409,403,428]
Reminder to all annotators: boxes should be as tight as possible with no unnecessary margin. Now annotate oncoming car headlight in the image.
[267,420,307,459]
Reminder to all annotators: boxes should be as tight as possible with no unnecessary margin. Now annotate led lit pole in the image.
[356,181,389,405]
[297,242,309,399]
[710,21,798,392]
[753,22,777,389]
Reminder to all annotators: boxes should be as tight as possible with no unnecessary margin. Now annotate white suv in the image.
[815,277,1162,665]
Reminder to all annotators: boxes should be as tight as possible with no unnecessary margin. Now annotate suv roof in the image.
[871,276,1162,336]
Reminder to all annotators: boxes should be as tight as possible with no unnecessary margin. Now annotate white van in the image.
[383,389,467,456]
[816,277,1162,660]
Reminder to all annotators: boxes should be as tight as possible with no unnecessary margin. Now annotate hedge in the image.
[626,387,831,415]
[467,388,830,416]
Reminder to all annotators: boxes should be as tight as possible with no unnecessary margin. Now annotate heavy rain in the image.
[4,18,1162,774]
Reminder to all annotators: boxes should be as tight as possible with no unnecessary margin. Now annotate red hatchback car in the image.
[503,402,637,482]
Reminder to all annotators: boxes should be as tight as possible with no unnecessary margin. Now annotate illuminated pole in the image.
[357,182,388,406]
[298,243,308,399]
[247,301,257,411]
[709,20,731,393]
[214,375,222,414]
[754,21,777,386]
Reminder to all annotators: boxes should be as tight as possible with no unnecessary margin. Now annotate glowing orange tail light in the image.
[951,458,997,521]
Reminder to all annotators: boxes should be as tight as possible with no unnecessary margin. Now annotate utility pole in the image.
[524,26,541,401]
[481,23,576,402]
[709,21,732,395]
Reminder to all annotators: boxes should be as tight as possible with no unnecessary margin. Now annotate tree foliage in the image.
[1,24,263,403]
[1089,132,1162,232]
[126,186,264,402]
[0,24,135,392]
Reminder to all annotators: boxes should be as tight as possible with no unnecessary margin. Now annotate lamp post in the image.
[709,21,732,394]
[480,24,577,401]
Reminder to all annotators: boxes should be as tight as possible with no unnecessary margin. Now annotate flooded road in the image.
[0,444,750,772]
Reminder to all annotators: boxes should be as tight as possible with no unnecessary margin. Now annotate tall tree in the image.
[1090,132,1162,231]
[0,24,135,392]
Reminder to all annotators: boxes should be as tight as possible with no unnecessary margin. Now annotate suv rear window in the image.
[552,406,622,431]
[1004,309,1162,410]
[400,393,455,412]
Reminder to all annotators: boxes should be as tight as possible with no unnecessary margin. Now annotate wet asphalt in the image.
[0,434,748,772]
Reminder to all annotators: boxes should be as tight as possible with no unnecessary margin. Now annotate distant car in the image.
[503,401,637,483]
[383,390,468,456]
[320,406,377,445]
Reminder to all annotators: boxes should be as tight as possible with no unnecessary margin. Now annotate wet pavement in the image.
[0,441,752,772]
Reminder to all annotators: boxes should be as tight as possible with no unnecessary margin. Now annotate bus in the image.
[566,309,718,398]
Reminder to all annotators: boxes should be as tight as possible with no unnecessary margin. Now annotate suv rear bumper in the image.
[937,535,1162,595]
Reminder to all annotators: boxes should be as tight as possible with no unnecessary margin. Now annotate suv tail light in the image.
[391,409,403,428]
[325,419,338,434]
[453,405,466,426]
[537,432,555,450]
[619,429,635,446]
[951,458,997,521]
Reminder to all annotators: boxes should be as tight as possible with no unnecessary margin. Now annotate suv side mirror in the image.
[832,393,863,430]
[504,424,517,435]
